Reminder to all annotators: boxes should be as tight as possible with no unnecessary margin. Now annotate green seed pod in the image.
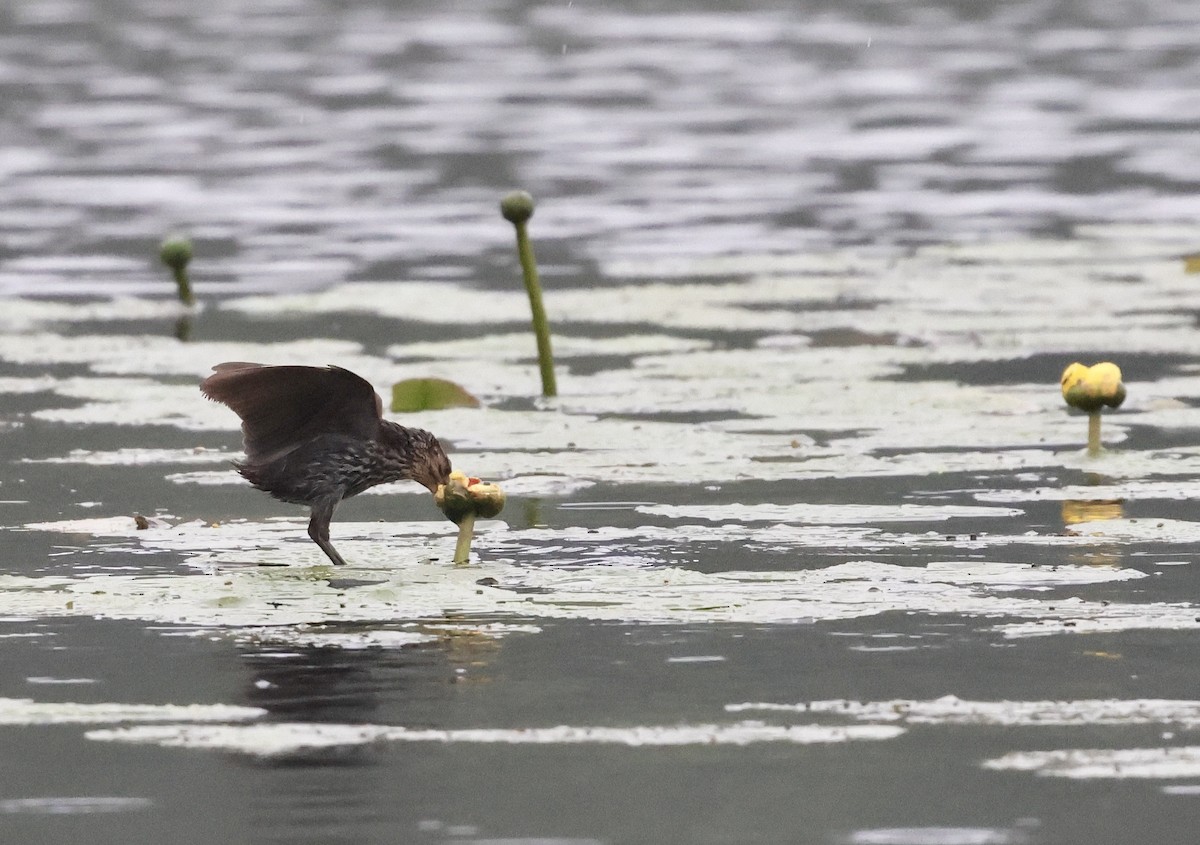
[500,190,535,224]
[159,237,193,273]
[160,236,195,306]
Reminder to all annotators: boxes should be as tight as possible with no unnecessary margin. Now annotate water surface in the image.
[2,2,1200,844]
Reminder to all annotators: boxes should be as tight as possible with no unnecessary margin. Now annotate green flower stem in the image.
[1087,411,1102,456]
[501,191,557,397]
[171,267,194,306]
[516,223,556,397]
[453,512,476,564]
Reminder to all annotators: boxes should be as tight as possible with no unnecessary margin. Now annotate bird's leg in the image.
[307,497,347,566]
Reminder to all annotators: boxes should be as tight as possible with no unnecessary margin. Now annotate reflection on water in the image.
[233,629,504,844]
[241,644,426,724]
[239,626,498,724]
[1061,498,1125,568]
[1060,498,1124,525]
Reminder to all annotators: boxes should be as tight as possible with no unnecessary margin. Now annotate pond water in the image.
[3,1,1200,844]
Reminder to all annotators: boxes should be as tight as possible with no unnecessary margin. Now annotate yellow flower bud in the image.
[1061,361,1126,413]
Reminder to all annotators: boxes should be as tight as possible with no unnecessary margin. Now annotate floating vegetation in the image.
[390,377,479,413]
[4,229,1200,648]
[5,218,1200,823]
[1,518,1169,641]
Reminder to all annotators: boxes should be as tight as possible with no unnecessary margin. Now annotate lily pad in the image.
[390,377,479,413]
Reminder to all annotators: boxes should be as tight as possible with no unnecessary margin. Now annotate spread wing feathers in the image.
[201,363,383,464]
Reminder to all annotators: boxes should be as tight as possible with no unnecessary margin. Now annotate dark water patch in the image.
[561,354,634,377]
[466,395,541,413]
[323,578,388,590]
[866,443,1055,458]
[734,427,870,448]
[605,410,758,425]
[1110,422,1200,454]
[629,473,1007,508]
[0,391,90,417]
[239,638,455,724]
[8,420,222,460]
[738,297,883,314]
[808,328,915,348]
[894,352,1200,386]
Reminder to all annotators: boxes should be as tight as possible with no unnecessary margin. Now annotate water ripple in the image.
[2,0,1197,296]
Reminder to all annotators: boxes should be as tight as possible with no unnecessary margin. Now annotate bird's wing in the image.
[201,363,383,464]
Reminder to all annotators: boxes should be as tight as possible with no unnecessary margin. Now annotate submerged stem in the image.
[453,512,476,564]
[1087,411,1102,456]
[501,191,557,397]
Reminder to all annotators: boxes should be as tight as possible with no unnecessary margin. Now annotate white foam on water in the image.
[0,697,264,725]
[25,447,235,466]
[728,696,1200,727]
[0,796,155,815]
[227,628,439,650]
[84,720,906,756]
[0,517,1162,642]
[5,232,1200,652]
[638,503,1023,524]
[983,746,1200,779]
[844,827,1029,845]
[976,479,1200,503]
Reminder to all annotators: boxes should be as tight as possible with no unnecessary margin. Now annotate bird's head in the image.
[407,428,453,494]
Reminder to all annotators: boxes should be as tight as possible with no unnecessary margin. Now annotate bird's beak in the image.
[419,466,451,496]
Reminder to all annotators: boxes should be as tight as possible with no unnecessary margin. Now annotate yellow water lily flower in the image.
[435,471,507,525]
[435,471,507,564]
[1061,362,1126,413]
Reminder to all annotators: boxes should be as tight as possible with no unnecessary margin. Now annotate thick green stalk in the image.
[1087,411,1102,456]
[453,512,476,564]
[515,223,556,396]
[501,191,557,397]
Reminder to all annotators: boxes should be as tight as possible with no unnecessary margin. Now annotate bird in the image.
[200,362,453,566]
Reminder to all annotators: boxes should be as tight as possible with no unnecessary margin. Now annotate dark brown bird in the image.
[200,363,452,566]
